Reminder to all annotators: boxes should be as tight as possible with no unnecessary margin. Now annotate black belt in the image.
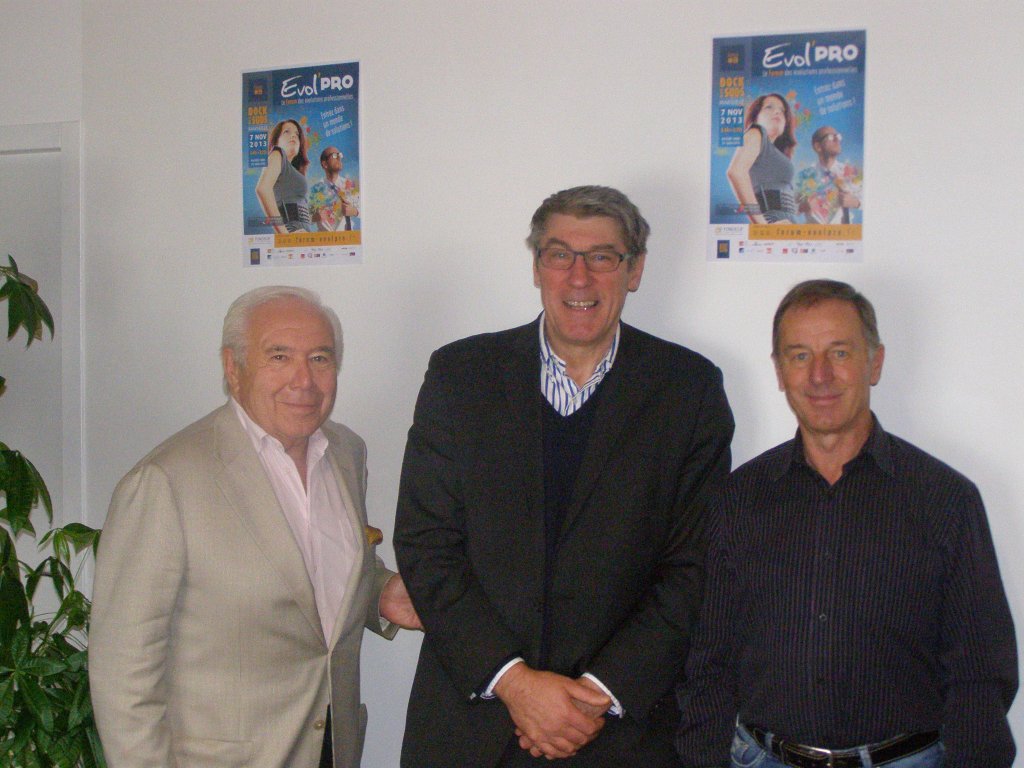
[755,188,782,213]
[280,201,309,223]
[748,726,940,768]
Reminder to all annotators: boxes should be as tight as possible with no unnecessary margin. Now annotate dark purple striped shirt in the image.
[677,419,1017,768]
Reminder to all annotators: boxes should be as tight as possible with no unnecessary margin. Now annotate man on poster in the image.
[676,279,1016,768]
[309,146,360,231]
[795,127,862,224]
[395,185,734,766]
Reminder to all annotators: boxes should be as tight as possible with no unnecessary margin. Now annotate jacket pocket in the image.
[174,737,254,766]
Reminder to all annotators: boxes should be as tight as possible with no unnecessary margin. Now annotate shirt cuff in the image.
[480,657,525,699]
[582,672,624,717]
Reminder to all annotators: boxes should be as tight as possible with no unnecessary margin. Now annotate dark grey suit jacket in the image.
[395,320,734,767]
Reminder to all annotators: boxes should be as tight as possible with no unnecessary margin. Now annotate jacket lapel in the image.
[212,405,324,643]
[499,321,547,575]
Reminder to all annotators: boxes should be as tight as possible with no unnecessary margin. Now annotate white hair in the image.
[221,286,343,390]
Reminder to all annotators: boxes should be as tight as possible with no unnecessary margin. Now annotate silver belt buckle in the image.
[801,743,836,767]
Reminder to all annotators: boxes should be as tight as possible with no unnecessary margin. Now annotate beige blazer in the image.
[89,404,397,768]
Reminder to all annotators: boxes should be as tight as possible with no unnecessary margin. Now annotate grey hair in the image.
[221,286,343,389]
[771,279,881,358]
[525,185,650,263]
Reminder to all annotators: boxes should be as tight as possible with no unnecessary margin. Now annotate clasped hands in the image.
[494,662,612,760]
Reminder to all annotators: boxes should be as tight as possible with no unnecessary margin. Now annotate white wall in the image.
[5,1,1023,765]
[0,0,81,124]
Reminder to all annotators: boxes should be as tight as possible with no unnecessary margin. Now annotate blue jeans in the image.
[730,723,944,768]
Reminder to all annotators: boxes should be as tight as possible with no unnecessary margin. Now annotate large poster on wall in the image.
[242,62,362,267]
[708,30,865,262]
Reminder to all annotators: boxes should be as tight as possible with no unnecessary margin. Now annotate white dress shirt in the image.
[231,398,359,644]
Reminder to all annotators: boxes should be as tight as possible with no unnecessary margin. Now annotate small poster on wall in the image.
[708,30,865,262]
[242,62,362,267]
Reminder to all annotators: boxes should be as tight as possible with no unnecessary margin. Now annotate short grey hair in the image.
[525,185,650,263]
[771,279,881,358]
[221,286,343,385]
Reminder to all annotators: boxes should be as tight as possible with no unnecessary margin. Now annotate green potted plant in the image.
[0,255,105,767]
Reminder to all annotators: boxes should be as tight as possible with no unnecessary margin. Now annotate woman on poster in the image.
[255,118,312,233]
[727,93,797,224]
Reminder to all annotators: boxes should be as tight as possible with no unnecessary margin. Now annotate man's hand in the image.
[494,663,610,759]
[379,574,423,630]
[571,676,612,719]
[840,192,860,209]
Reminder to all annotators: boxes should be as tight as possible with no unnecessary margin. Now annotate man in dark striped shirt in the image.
[676,279,1017,768]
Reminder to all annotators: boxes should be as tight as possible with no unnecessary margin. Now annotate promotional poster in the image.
[708,31,865,262]
[242,62,362,267]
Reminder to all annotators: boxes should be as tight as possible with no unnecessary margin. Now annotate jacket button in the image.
[314,719,326,730]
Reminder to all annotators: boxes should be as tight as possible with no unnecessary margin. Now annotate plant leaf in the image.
[24,455,53,521]
[20,655,68,678]
[19,675,54,732]
[86,721,108,767]
[1,256,53,345]
[8,621,30,665]
[43,725,83,768]
[0,524,24,578]
[67,672,91,729]
[4,708,36,759]
[41,523,102,560]
[59,590,90,632]
[24,558,46,602]
[0,575,29,659]
[0,675,15,723]
[0,448,51,533]
[6,280,37,344]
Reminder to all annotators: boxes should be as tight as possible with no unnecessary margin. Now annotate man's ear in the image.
[626,252,646,292]
[869,344,885,386]
[222,348,240,396]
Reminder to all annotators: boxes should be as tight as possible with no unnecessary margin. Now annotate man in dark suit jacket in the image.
[395,186,735,767]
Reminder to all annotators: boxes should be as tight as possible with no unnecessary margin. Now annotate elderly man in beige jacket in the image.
[90,286,419,768]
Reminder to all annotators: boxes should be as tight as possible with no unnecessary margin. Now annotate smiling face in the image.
[774,298,884,447]
[322,147,343,174]
[533,213,644,367]
[223,297,338,461]
[813,127,842,161]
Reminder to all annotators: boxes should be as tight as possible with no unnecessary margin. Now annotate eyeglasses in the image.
[327,152,343,159]
[536,246,628,273]
[820,132,842,142]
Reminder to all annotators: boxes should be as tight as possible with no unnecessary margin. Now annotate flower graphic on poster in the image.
[786,91,814,131]
[796,161,862,224]
[308,177,360,231]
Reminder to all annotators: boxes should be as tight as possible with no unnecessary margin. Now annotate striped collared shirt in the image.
[538,314,620,416]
